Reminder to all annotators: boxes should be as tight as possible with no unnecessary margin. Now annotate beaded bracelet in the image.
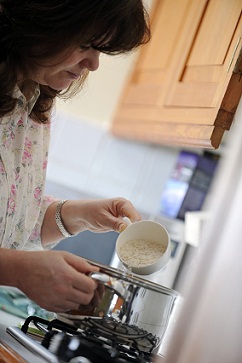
[55,200,75,238]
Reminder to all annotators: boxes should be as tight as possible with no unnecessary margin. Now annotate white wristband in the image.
[55,200,75,238]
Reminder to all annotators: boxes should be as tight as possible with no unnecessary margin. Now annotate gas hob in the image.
[3,315,161,363]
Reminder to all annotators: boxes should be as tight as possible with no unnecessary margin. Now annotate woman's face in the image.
[30,46,101,90]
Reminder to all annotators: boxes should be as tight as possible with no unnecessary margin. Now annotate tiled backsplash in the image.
[46,111,179,217]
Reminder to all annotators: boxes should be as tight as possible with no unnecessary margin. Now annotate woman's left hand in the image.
[42,197,141,246]
[61,198,141,232]
[73,197,141,233]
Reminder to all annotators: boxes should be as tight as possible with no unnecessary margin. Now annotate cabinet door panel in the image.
[127,0,208,104]
[137,0,191,71]
[112,0,242,149]
[188,0,242,66]
[183,66,223,83]
[166,0,242,108]
[123,85,164,105]
[167,82,218,108]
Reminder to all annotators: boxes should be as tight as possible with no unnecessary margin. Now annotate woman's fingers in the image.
[16,250,100,312]
[64,252,99,274]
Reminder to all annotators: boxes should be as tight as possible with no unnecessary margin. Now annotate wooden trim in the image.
[111,121,224,149]
[0,341,27,363]
[215,46,242,130]
[113,107,218,125]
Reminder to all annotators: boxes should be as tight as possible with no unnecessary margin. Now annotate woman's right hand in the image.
[1,249,99,312]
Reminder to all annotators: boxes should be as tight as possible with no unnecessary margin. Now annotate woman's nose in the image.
[82,48,100,72]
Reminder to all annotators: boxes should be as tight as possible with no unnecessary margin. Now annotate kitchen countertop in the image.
[0,311,47,363]
[0,310,22,326]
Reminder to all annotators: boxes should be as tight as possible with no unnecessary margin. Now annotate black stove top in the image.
[11,315,159,363]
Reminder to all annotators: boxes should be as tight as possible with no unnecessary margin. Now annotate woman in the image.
[0,0,150,312]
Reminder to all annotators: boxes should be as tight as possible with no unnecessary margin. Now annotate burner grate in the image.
[81,317,159,353]
[19,315,157,362]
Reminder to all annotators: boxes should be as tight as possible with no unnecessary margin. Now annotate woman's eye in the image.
[80,44,91,50]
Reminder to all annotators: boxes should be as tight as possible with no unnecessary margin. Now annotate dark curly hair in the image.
[0,0,150,123]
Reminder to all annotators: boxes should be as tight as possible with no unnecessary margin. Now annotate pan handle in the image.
[89,272,127,299]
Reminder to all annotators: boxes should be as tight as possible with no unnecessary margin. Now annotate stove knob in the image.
[69,358,92,363]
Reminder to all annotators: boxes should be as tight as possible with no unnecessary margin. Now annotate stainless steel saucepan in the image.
[57,259,182,355]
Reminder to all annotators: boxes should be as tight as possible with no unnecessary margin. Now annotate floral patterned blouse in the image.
[0,85,57,250]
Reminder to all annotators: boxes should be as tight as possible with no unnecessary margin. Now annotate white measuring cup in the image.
[116,218,171,275]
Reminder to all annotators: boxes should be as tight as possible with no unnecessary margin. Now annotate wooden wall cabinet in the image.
[111,0,242,149]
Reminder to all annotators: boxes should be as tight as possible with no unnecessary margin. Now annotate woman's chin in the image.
[49,80,75,91]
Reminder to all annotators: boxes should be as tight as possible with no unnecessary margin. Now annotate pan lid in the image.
[85,258,180,298]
